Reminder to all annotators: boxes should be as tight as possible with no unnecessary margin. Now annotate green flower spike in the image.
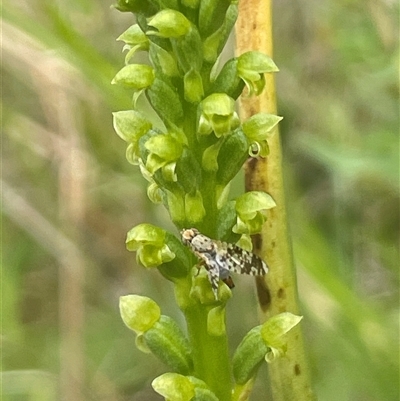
[144,134,183,181]
[126,223,175,267]
[237,51,279,96]
[233,191,276,235]
[198,93,239,138]
[242,112,283,157]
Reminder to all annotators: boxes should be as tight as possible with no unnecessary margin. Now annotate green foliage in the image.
[2,0,398,400]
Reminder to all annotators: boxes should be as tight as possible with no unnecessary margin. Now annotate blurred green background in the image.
[2,0,399,400]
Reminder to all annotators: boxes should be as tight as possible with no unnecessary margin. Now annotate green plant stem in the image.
[236,1,315,400]
[184,305,232,401]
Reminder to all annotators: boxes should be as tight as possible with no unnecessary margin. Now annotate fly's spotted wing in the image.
[181,228,269,299]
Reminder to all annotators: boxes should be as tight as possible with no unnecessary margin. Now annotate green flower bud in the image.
[242,113,283,157]
[147,10,191,38]
[126,223,175,267]
[152,373,195,401]
[207,305,226,337]
[216,128,248,184]
[119,294,161,333]
[111,64,155,89]
[147,78,184,127]
[233,191,276,235]
[209,58,244,100]
[184,69,204,103]
[232,325,268,385]
[260,312,303,362]
[237,51,279,96]
[144,134,183,178]
[185,191,206,224]
[149,42,180,78]
[144,315,193,374]
[198,93,239,138]
[203,3,238,63]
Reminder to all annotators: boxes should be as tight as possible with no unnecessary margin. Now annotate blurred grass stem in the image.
[236,1,315,400]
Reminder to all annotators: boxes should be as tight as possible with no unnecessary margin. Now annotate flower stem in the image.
[184,304,232,401]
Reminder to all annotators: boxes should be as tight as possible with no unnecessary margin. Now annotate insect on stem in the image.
[181,228,269,299]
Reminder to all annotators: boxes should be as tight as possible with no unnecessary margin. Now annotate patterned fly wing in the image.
[181,228,268,299]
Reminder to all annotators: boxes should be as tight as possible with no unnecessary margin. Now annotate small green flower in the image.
[260,312,303,363]
[232,313,302,384]
[119,294,161,333]
[242,113,283,157]
[111,64,155,90]
[144,134,183,180]
[113,110,152,164]
[147,10,191,38]
[152,373,219,401]
[233,191,276,235]
[152,373,195,401]
[117,24,149,64]
[198,93,239,138]
[237,51,279,96]
[126,223,175,267]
